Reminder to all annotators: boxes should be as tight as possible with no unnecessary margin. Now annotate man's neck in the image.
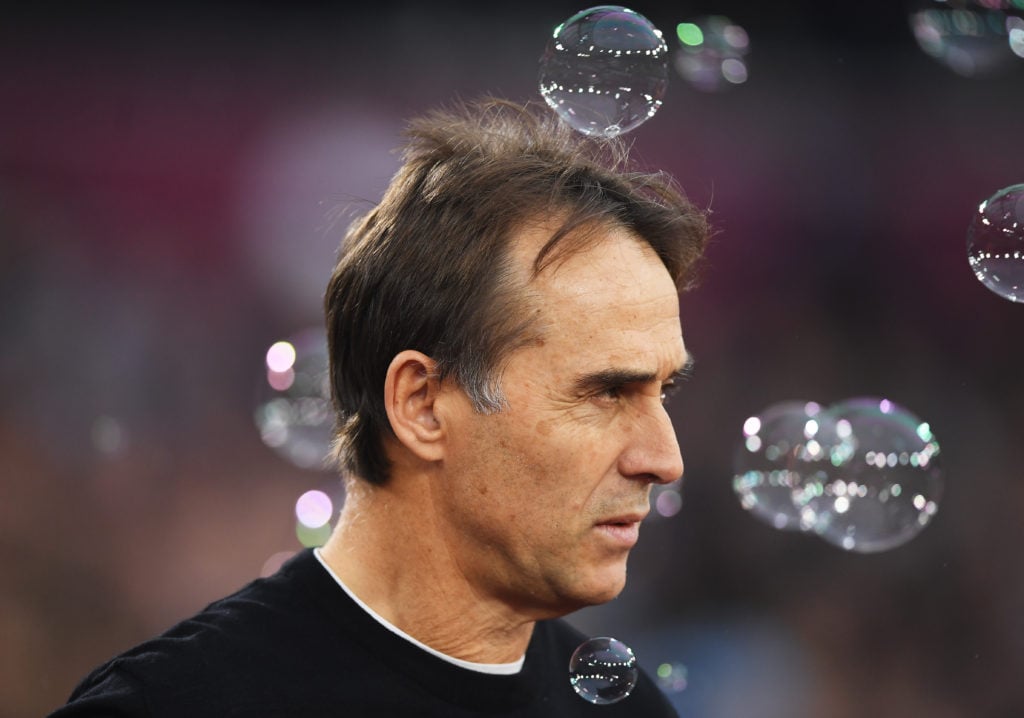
[318,479,536,664]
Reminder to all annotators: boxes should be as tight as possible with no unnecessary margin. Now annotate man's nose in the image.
[618,402,684,485]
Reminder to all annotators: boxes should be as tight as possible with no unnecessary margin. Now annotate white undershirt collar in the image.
[313,548,525,675]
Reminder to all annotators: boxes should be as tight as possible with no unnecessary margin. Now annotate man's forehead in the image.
[509,214,659,280]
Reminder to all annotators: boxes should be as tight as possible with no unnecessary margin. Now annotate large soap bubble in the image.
[539,5,669,137]
[732,400,841,532]
[791,397,944,553]
[967,183,1024,303]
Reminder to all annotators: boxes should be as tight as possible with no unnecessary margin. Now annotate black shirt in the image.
[49,549,678,717]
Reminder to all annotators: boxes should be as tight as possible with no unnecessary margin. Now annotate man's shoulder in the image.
[49,549,346,717]
[131,549,325,656]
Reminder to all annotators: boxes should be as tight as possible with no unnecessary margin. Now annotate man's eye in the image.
[599,386,623,401]
[661,382,679,404]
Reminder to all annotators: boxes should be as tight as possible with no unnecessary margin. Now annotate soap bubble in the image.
[792,397,944,553]
[569,636,639,705]
[909,1,1024,77]
[254,327,334,470]
[674,15,751,92]
[539,5,669,137]
[732,400,841,531]
[966,183,1024,303]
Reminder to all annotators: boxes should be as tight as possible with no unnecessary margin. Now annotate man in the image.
[51,96,710,716]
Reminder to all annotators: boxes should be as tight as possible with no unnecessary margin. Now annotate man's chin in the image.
[566,570,628,610]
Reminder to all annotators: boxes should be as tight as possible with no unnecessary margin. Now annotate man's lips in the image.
[596,512,648,526]
[594,513,647,546]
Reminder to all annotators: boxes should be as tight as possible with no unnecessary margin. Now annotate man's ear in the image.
[383,350,446,462]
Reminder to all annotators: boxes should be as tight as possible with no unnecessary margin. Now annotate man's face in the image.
[436,220,688,617]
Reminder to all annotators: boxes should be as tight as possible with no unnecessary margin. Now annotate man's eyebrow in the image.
[572,355,696,394]
[674,354,696,381]
[572,368,658,394]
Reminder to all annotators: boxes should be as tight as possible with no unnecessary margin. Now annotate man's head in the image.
[324,95,709,486]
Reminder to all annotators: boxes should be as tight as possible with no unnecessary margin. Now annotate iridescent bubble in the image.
[909,1,1024,77]
[792,397,944,553]
[254,327,334,470]
[655,661,689,694]
[539,5,669,137]
[569,636,639,705]
[673,15,751,92]
[732,400,842,531]
[966,183,1024,303]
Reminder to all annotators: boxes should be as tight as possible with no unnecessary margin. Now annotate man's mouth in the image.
[594,514,646,546]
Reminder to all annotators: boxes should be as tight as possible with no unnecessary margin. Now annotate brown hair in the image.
[324,95,710,484]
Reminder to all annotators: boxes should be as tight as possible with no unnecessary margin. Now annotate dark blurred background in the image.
[3,1,1024,716]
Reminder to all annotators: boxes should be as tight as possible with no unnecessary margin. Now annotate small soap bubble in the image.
[732,400,840,532]
[791,397,944,553]
[909,1,1023,77]
[254,327,334,470]
[673,15,751,92]
[539,5,669,137]
[569,636,639,705]
[966,183,1024,303]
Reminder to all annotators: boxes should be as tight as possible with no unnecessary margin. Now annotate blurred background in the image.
[3,1,1024,716]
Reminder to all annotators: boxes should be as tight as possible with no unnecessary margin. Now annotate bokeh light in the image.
[792,397,944,553]
[655,661,689,694]
[292,482,345,548]
[539,5,669,137]
[673,15,751,92]
[732,400,833,531]
[254,327,334,470]
[966,182,1024,303]
[295,489,334,528]
[569,636,639,705]
[1009,15,1024,56]
[653,485,684,518]
[296,519,332,548]
[260,550,296,578]
[908,0,1024,77]
[91,414,127,456]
